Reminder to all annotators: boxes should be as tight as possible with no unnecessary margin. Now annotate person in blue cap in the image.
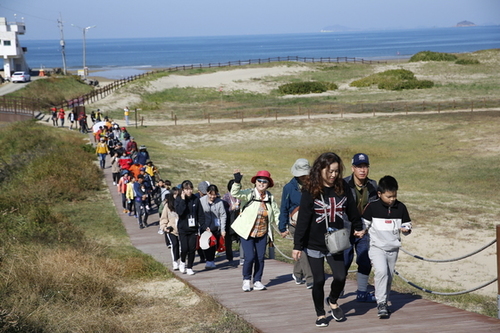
[344,153,378,302]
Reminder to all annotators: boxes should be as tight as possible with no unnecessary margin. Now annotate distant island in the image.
[456,20,476,27]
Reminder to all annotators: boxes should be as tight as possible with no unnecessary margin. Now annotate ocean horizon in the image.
[21,26,500,79]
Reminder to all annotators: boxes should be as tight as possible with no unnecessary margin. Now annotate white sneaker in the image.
[242,279,251,292]
[239,258,244,266]
[113,181,116,186]
[179,261,186,274]
[172,261,179,270]
[186,268,195,275]
[253,281,267,290]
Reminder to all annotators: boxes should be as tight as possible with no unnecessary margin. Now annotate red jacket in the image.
[118,156,133,170]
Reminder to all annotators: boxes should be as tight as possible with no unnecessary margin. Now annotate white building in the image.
[0,17,29,79]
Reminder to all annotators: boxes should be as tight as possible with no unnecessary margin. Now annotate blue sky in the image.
[1,0,499,40]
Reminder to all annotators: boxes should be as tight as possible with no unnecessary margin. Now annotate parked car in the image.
[11,71,31,83]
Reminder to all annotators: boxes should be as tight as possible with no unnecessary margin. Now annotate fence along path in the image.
[98,157,500,332]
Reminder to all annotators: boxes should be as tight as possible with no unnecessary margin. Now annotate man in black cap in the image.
[344,153,378,302]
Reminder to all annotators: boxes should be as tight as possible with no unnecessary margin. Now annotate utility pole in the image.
[57,14,67,75]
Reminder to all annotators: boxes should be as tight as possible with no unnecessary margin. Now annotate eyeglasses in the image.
[256,179,269,184]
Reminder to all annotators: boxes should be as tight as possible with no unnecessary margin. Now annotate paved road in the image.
[0,77,41,96]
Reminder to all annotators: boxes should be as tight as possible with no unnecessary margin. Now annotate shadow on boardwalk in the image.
[100,155,500,333]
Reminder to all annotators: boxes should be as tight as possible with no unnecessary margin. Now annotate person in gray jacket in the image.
[199,184,227,269]
[344,153,378,302]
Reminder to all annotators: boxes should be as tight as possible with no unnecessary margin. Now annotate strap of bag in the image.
[321,194,332,233]
[241,190,272,212]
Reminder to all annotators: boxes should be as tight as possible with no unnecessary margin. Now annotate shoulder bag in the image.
[322,194,350,254]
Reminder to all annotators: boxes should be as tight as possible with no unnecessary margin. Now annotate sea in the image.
[21,25,500,79]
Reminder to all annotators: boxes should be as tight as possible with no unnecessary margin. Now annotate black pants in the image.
[307,253,346,317]
[121,193,127,210]
[165,233,180,262]
[225,233,234,261]
[179,232,197,269]
[203,231,220,262]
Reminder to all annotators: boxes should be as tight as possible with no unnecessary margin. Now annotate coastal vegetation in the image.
[0,121,253,332]
[409,51,458,62]
[349,69,434,90]
[455,58,480,65]
[278,81,338,94]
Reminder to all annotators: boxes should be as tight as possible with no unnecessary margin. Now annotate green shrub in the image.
[351,69,433,91]
[409,51,458,62]
[455,58,480,65]
[278,81,338,95]
[350,69,414,88]
[379,79,434,90]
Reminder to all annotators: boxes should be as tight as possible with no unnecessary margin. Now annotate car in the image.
[11,71,31,83]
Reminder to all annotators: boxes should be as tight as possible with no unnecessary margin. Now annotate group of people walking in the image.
[49,106,107,133]
[99,130,413,327]
[287,152,411,326]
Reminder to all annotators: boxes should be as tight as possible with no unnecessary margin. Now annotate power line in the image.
[0,4,58,23]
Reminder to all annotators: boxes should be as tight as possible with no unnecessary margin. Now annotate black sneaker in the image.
[377,302,389,318]
[326,297,345,322]
[315,317,328,327]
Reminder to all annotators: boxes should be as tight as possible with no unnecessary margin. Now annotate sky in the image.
[1,0,499,40]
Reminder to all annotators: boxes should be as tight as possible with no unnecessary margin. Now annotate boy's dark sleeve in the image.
[293,191,313,251]
[401,203,411,223]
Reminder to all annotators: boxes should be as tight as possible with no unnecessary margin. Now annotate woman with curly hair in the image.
[292,152,364,328]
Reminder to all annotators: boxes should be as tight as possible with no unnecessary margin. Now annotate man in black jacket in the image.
[344,153,378,302]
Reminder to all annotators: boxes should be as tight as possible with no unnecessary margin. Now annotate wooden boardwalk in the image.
[101,159,500,333]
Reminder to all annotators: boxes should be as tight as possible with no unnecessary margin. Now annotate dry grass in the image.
[0,122,254,332]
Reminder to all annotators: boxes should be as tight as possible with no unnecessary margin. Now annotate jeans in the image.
[134,200,148,227]
[240,234,267,282]
[344,233,372,275]
[98,153,107,169]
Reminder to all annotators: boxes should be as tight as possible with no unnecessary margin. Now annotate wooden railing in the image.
[0,96,40,116]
